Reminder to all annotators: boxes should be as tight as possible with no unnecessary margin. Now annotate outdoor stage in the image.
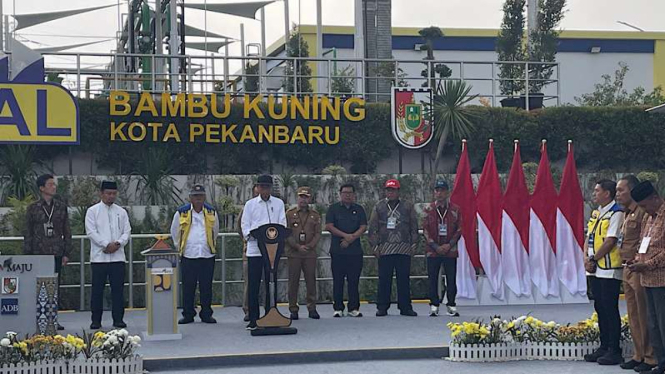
[55,300,626,372]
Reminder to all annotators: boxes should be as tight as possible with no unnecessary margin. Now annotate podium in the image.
[250,224,297,336]
[0,255,57,336]
[141,239,182,341]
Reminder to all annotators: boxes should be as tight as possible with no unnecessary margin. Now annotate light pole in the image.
[617,21,645,32]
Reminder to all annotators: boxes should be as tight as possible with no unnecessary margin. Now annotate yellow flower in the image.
[525,316,534,325]
[451,330,460,338]
[506,322,515,329]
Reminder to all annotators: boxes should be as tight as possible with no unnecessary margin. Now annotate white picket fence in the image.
[0,356,142,374]
[449,341,635,362]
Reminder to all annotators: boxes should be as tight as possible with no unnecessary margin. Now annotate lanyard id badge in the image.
[42,203,55,238]
[299,232,306,243]
[387,201,399,230]
[438,223,448,237]
[639,220,655,254]
[387,216,397,230]
[43,222,54,238]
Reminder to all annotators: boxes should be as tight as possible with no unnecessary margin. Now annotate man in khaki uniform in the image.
[286,187,322,320]
[616,175,657,371]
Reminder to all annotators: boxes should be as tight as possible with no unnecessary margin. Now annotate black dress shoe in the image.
[635,363,657,372]
[290,312,299,320]
[56,323,65,331]
[400,309,418,317]
[376,310,387,317]
[640,367,664,374]
[243,315,250,322]
[201,317,217,324]
[622,360,643,370]
[309,310,320,319]
[178,317,194,324]
[584,348,608,362]
[597,351,624,366]
[112,321,127,328]
[246,321,257,331]
[90,322,101,330]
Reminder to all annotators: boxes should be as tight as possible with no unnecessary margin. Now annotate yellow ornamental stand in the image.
[141,237,182,341]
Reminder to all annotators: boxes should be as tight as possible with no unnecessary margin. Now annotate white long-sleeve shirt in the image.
[241,195,287,257]
[170,209,219,258]
[85,202,131,263]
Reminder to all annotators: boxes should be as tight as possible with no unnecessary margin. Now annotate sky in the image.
[10,0,665,58]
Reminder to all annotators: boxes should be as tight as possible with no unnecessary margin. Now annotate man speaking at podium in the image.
[241,175,287,331]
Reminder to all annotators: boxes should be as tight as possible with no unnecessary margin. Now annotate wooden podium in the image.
[249,224,297,336]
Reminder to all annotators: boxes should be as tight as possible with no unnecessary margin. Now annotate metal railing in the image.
[0,231,436,311]
[34,52,560,106]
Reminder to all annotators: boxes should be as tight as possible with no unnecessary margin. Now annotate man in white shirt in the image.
[171,185,220,324]
[584,179,625,365]
[241,175,287,330]
[85,180,131,330]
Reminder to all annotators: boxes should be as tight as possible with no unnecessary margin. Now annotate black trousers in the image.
[589,276,622,352]
[54,256,62,309]
[181,257,215,319]
[247,256,272,322]
[331,254,363,312]
[377,254,412,312]
[646,287,665,368]
[427,256,457,307]
[91,262,125,324]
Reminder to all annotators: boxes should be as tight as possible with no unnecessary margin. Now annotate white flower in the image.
[492,318,501,324]
[0,338,10,347]
[107,336,119,345]
[546,321,556,328]
[129,336,141,345]
[5,332,16,338]
[118,329,129,337]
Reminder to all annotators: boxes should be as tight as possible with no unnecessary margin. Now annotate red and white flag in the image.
[450,140,479,299]
[529,141,560,297]
[501,141,531,297]
[557,141,587,296]
[476,140,504,299]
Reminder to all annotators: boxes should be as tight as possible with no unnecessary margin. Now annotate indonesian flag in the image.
[529,141,559,297]
[450,140,478,299]
[501,141,532,297]
[476,140,504,299]
[557,141,587,296]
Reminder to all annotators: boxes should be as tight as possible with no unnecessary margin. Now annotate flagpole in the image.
[568,139,572,153]
[462,138,467,151]
[514,139,519,152]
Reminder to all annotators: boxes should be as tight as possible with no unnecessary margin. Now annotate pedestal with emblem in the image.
[250,223,297,336]
[0,255,56,336]
[141,238,182,341]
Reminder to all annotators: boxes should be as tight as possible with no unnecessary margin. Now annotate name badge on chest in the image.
[387,216,397,230]
[299,232,306,243]
[438,223,447,237]
[43,222,54,238]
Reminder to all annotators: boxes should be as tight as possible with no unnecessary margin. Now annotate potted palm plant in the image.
[497,0,526,108]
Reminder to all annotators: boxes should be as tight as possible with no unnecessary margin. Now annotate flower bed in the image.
[447,313,634,362]
[0,330,142,374]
